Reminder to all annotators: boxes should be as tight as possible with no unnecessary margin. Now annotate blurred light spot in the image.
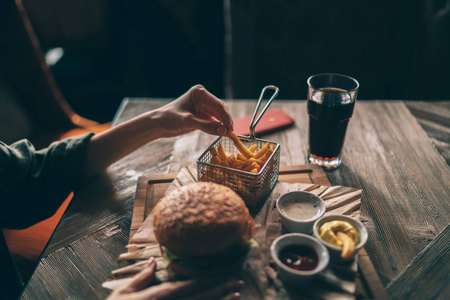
[45,47,64,66]
[126,170,137,177]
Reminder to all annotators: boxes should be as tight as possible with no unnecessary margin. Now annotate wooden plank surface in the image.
[386,224,450,300]
[405,101,450,165]
[129,165,388,299]
[21,100,450,300]
[21,218,131,300]
[130,173,175,240]
[333,102,450,285]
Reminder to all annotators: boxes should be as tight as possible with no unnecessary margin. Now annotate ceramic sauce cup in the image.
[313,214,368,264]
[270,233,330,286]
[276,191,325,234]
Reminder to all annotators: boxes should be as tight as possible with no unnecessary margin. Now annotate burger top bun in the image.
[153,182,250,257]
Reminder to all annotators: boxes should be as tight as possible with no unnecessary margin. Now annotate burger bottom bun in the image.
[167,253,248,279]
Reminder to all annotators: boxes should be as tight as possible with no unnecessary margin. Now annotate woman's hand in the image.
[154,84,234,137]
[85,85,233,176]
[107,258,244,300]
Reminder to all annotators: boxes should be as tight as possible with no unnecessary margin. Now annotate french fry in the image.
[209,147,219,157]
[232,158,247,170]
[206,132,276,182]
[226,131,254,158]
[236,153,250,163]
[237,161,254,170]
[244,162,259,172]
[223,159,231,167]
[217,144,227,160]
[336,232,356,259]
[249,145,258,153]
[249,157,265,166]
[258,153,267,162]
[238,163,248,169]
[229,156,239,165]
[253,142,270,159]
[210,155,220,165]
[243,163,254,172]
[266,147,274,158]
[200,169,216,182]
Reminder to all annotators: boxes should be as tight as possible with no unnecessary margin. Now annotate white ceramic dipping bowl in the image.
[276,191,326,234]
[313,214,368,264]
[270,233,330,286]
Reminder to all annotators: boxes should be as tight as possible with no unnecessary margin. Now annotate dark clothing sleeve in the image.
[0,132,94,229]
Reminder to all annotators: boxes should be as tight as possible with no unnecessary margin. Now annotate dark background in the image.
[21,0,450,123]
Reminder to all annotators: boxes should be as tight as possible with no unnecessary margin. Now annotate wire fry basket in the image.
[197,86,281,211]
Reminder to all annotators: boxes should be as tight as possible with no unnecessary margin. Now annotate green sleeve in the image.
[0,132,95,229]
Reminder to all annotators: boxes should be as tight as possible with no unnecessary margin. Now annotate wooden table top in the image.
[21,100,450,300]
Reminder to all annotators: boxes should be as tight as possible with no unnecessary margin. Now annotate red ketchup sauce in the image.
[279,245,318,271]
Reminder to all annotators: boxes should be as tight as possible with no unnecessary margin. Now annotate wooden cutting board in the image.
[128,165,387,299]
[130,165,330,240]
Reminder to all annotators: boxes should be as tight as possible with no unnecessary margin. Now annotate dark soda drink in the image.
[306,74,359,170]
[307,87,355,160]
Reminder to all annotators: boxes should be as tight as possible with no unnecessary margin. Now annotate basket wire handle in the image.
[248,85,280,139]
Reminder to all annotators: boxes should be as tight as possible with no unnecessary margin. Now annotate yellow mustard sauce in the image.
[319,220,360,258]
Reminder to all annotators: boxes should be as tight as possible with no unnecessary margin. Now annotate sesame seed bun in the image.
[153,182,254,277]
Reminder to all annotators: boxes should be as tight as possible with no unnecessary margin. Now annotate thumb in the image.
[127,258,156,291]
[189,117,228,136]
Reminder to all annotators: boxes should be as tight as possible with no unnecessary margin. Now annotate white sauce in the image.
[281,199,320,221]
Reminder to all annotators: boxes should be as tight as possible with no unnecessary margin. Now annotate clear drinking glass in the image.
[306,73,359,170]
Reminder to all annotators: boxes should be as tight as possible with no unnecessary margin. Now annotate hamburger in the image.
[153,182,255,277]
